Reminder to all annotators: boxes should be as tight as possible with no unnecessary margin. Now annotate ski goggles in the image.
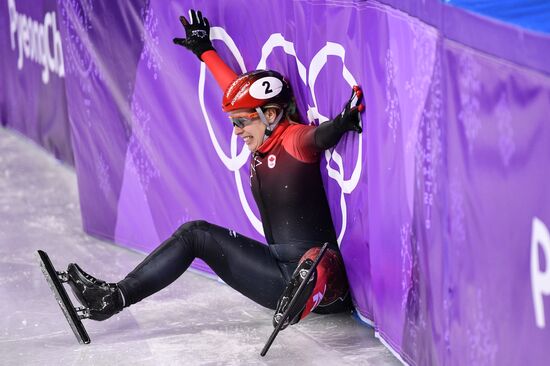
[228,111,259,128]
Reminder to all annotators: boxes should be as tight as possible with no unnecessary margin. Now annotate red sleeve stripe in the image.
[282,124,320,163]
[201,50,238,92]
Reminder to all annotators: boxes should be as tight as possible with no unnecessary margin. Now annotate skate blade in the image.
[261,242,329,357]
[36,250,91,344]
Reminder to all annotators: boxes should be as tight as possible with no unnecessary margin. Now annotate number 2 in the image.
[262,81,273,94]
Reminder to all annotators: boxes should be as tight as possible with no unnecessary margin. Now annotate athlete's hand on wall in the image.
[313,86,364,150]
[173,9,215,61]
[334,86,364,133]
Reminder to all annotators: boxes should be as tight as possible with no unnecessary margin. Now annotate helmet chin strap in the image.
[256,107,284,140]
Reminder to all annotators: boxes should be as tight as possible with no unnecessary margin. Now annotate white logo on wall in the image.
[531,216,550,328]
[198,27,362,245]
[7,0,65,84]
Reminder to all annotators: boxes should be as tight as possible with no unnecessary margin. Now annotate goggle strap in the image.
[256,107,269,127]
[256,107,271,139]
[258,107,284,139]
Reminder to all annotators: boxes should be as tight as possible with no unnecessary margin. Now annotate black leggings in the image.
[118,220,305,309]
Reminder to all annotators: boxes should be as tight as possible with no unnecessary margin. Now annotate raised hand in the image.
[173,9,215,61]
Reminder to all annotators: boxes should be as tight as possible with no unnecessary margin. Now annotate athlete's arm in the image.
[284,86,364,162]
[313,86,364,150]
[201,50,237,92]
[173,9,237,91]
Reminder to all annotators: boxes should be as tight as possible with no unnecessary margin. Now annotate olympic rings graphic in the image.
[198,27,362,245]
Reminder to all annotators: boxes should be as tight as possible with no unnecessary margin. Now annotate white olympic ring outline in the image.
[198,27,362,245]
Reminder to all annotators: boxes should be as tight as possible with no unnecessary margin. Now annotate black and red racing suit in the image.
[251,120,339,253]
[117,51,353,313]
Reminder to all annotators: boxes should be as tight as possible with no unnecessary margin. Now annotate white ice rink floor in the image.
[0,127,400,366]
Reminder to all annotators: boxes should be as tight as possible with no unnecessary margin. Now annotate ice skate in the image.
[261,243,329,356]
[272,257,318,330]
[66,263,124,321]
[36,250,91,344]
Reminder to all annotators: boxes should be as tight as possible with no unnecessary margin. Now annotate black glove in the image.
[314,86,364,150]
[333,86,364,133]
[173,9,215,61]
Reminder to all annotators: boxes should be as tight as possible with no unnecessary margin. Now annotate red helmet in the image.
[222,70,291,112]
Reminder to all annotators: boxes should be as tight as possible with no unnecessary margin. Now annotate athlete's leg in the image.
[118,220,287,309]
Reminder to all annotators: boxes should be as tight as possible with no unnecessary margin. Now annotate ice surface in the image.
[0,127,400,365]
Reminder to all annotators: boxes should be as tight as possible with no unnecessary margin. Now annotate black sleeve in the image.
[313,86,363,150]
[313,95,363,150]
[313,118,352,150]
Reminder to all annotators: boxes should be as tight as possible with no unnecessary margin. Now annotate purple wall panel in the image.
[0,0,73,164]
[2,0,550,364]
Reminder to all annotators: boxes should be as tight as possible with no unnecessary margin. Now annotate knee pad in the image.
[299,247,348,317]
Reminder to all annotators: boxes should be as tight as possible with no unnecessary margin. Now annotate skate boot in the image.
[273,257,318,330]
[273,246,348,330]
[66,263,124,321]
